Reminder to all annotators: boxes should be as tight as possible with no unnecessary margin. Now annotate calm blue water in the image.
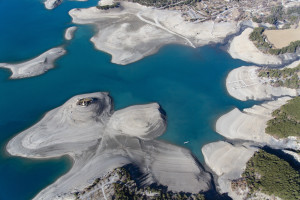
[0,0,255,199]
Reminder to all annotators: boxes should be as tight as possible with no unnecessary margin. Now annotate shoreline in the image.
[69,2,240,65]
[203,60,300,199]
[3,0,300,199]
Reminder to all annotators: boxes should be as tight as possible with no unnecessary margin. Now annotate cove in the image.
[0,1,256,199]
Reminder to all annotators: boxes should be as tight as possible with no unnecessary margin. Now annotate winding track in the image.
[136,12,196,48]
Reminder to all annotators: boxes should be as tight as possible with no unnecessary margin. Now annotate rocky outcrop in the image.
[7,92,212,200]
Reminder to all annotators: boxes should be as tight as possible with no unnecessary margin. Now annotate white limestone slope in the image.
[226,66,298,101]
[202,141,257,200]
[0,47,66,79]
[69,2,239,65]
[64,26,78,40]
[216,97,300,150]
[7,92,212,200]
[228,28,282,65]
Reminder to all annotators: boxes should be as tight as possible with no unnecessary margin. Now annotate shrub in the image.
[265,96,300,138]
[243,150,300,200]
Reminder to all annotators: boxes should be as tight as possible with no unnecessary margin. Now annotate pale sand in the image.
[264,25,300,49]
[64,26,77,40]
[226,65,298,101]
[7,92,212,200]
[216,97,300,150]
[69,2,239,65]
[202,141,257,200]
[0,47,66,79]
[228,28,282,65]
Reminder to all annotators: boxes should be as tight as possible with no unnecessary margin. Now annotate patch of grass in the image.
[249,27,300,55]
[266,96,300,138]
[243,150,300,200]
[258,65,300,89]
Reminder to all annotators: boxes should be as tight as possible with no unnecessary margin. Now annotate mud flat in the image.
[202,141,257,200]
[0,47,66,79]
[226,66,298,101]
[69,2,239,65]
[7,92,212,200]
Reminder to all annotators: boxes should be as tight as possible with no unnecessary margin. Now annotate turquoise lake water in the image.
[0,0,256,199]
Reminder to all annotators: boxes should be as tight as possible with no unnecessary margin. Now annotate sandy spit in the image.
[64,26,78,40]
[0,47,66,79]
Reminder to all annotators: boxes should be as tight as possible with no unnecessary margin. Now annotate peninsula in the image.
[7,92,212,200]
[0,47,66,79]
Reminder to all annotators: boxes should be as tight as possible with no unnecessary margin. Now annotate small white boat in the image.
[184,141,189,144]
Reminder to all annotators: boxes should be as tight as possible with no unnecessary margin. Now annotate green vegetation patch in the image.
[249,27,300,55]
[242,150,300,200]
[265,96,300,138]
[258,64,300,89]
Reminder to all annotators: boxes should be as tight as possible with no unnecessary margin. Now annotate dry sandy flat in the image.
[264,24,300,49]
